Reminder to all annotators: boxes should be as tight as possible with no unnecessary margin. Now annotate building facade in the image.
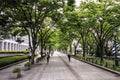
[0,39,29,51]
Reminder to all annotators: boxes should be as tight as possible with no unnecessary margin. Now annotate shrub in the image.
[0,55,28,68]
[105,62,108,67]
[100,63,103,66]
[92,59,94,63]
[36,57,42,63]
[24,62,31,67]
[86,58,88,61]
[74,54,120,72]
[112,65,116,70]
[95,60,98,64]
[116,67,120,71]
[87,58,89,61]
[12,67,21,73]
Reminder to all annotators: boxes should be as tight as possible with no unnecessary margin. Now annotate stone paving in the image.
[0,51,120,80]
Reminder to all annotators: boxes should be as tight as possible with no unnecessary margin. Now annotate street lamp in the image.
[113,29,119,67]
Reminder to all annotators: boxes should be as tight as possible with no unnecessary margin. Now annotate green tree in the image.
[79,0,120,63]
[9,0,64,64]
[0,0,15,39]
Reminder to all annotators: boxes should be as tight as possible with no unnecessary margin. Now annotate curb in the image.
[0,59,28,70]
[72,56,120,76]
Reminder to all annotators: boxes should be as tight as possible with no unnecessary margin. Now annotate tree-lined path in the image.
[0,51,120,80]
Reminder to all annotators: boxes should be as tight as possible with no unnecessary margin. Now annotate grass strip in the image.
[0,55,28,68]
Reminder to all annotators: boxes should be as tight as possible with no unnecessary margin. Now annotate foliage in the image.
[35,57,43,63]
[71,0,120,62]
[12,67,21,73]
[38,17,58,57]
[0,0,15,39]
[66,0,75,11]
[0,55,28,68]
[4,0,64,64]
[0,0,120,65]
[24,62,31,67]
[0,51,29,54]
[74,53,120,72]
[15,37,24,43]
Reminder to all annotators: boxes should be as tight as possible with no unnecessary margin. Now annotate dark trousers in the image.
[28,56,31,62]
[47,58,49,63]
[47,56,50,63]
[68,55,71,62]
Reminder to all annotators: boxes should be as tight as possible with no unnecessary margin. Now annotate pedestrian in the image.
[46,52,50,64]
[67,52,71,62]
[51,51,54,56]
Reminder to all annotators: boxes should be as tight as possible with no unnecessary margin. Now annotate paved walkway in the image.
[0,51,120,80]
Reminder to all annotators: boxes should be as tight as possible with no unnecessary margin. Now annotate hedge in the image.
[74,54,120,72]
[0,55,28,68]
[0,51,29,54]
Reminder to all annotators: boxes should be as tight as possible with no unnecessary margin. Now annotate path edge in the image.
[72,56,120,76]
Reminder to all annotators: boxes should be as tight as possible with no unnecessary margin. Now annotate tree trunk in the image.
[74,46,77,56]
[83,45,85,57]
[82,40,86,57]
[40,45,43,57]
[70,44,72,54]
[100,41,104,64]
[49,45,51,53]
[40,37,44,57]
[31,49,35,64]
[96,45,101,57]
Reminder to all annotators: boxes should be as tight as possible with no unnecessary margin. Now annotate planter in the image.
[24,62,31,71]
[10,72,21,79]
[35,57,41,63]
[10,67,21,79]
[24,66,30,70]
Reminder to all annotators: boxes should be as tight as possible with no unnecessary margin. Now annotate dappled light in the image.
[0,0,120,80]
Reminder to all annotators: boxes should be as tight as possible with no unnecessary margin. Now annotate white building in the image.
[0,38,29,51]
[0,35,41,52]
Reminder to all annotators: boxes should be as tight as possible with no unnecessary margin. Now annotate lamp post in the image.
[113,30,119,67]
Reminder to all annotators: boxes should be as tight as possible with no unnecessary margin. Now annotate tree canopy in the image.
[0,0,120,64]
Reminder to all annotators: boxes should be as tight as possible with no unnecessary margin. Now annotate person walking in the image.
[67,52,71,62]
[50,51,54,56]
[46,52,50,64]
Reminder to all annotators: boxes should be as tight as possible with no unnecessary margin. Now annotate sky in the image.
[75,0,97,6]
[75,0,81,6]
